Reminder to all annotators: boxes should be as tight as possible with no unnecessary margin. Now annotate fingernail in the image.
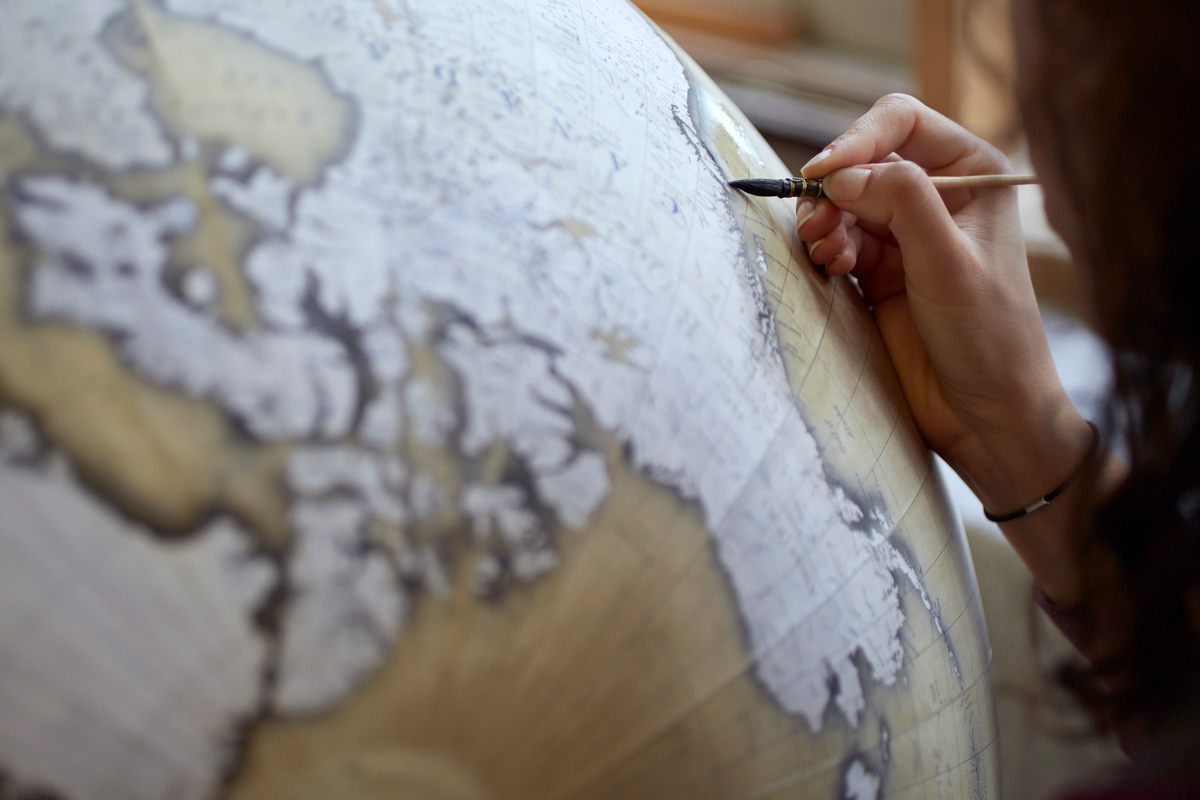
[807,236,826,262]
[823,167,871,203]
[801,148,833,177]
[796,199,816,228]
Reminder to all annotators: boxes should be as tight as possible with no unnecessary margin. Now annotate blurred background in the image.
[633,1,1126,797]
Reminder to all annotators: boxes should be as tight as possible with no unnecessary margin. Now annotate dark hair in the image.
[1017,1,1200,744]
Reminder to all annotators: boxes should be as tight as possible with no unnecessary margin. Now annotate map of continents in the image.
[0,1,996,798]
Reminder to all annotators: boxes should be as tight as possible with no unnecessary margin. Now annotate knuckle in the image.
[990,146,1015,174]
[876,92,922,114]
[832,121,866,148]
[971,141,1011,173]
[893,159,926,179]
[867,161,931,206]
[880,159,927,191]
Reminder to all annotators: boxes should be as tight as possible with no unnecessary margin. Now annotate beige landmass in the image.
[120,1,355,185]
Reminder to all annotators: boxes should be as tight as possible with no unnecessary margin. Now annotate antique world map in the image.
[0,1,996,798]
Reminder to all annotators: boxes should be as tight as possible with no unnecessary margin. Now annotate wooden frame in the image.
[915,0,959,115]
[634,0,803,45]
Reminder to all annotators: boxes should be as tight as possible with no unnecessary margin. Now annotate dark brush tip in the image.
[727,178,786,197]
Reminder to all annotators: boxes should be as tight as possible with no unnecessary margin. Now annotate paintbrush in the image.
[728,173,1038,200]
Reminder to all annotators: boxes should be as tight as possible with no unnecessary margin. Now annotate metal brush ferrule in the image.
[783,177,824,199]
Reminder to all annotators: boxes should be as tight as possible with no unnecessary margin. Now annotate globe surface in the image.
[0,2,996,798]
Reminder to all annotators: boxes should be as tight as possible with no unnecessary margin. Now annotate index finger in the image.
[801,93,1007,178]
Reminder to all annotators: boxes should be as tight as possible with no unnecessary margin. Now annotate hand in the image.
[795,94,1092,513]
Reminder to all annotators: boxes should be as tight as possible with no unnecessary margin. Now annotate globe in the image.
[0,1,997,798]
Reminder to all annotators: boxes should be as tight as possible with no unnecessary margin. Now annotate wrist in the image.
[949,396,1093,514]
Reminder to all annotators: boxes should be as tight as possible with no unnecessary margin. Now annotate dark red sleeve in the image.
[1034,589,1200,797]
[1033,584,1095,654]
[1032,584,1148,759]
[1057,778,1200,800]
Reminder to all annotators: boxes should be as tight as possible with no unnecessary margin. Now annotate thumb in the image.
[822,161,973,291]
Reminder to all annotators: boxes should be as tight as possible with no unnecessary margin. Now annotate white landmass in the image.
[844,759,881,800]
[0,414,271,800]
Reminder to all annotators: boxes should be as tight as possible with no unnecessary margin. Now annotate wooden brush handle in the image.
[928,173,1038,189]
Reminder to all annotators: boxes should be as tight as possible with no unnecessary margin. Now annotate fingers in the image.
[794,206,907,309]
[795,198,841,242]
[828,226,863,276]
[816,159,975,294]
[852,235,907,307]
[808,225,854,268]
[801,93,1008,179]
[796,199,856,270]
